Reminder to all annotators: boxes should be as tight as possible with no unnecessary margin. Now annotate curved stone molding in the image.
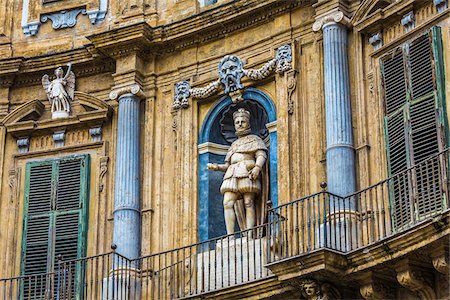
[360,283,391,300]
[396,264,436,300]
[432,255,448,274]
[173,44,292,109]
[313,10,350,32]
[1,100,45,125]
[21,0,107,36]
[109,84,146,101]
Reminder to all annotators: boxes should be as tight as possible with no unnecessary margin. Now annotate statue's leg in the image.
[243,193,256,235]
[223,192,238,235]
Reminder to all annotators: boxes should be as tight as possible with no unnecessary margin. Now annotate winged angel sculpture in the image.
[42,63,75,119]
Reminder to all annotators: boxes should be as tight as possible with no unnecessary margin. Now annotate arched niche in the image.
[198,88,278,242]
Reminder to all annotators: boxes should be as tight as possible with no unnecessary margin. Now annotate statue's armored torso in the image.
[220,134,267,195]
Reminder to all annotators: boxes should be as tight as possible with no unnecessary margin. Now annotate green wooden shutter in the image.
[22,162,53,277]
[21,155,89,298]
[382,27,447,229]
[382,50,408,115]
[384,109,413,228]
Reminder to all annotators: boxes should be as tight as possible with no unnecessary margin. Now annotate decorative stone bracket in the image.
[173,44,292,110]
[21,0,107,36]
[395,259,436,299]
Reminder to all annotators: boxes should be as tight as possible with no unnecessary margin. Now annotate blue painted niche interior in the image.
[198,88,278,242]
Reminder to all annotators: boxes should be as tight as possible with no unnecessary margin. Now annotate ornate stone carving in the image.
[219,55,245,101]
[369,33,383,51]
[359,278,393,300]
[53,129,66,148]
[174,45,292,108]
[401,12,415,32]
[41,9,85,29]
[243,59,276,81]
[207,108,268,237]
[17,137,30,153]
[173,80,191,110]
[396,263,436,299]
[434,0,448,13]
[98,156,108,193]
[312,10,350,32]
[89,127,102,142]
[109,84,146,101]
[430,245,449,275]
[8,168,21,204]
[290,278,340,300]
[286,70,297,115]
[21,0,107,36]
[432,255,448,274]
[276,44,293,73]
[42,64,75,119]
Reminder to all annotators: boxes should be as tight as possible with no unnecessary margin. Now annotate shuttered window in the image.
[21,155,89,298]
[381,27,446,229]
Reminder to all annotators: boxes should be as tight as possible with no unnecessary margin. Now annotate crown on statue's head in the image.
[233,108,251,121]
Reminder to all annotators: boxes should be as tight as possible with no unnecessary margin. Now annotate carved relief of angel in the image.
[42,63,75,119]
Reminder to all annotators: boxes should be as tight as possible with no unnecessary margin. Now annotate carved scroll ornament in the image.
[173,44,292,109]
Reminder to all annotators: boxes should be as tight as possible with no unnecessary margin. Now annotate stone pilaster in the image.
[109,84,145,263]
[313,10,356,201]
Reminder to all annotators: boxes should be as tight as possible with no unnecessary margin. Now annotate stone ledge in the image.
[263,210,450,291]
[182,276,291,300]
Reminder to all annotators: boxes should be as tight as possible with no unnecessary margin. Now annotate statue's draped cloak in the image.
[223,134,269,236]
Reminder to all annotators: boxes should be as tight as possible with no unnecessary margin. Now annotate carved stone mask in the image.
[174,80,190,108]
[303,283,318,296]
[219,55,244,95]
[276,44,292,73]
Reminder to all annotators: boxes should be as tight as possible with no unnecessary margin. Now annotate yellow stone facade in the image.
[0,0,449,299]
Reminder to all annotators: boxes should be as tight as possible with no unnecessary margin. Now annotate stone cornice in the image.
[88,0,310,57]
[0,0,309,81]
[0,49,114,87]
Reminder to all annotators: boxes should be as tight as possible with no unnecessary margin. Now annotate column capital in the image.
[109,84,146,101]
[313,10,350,32]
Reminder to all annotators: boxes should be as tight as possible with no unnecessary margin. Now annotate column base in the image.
[319,210,358,252]
[102,268,141,300]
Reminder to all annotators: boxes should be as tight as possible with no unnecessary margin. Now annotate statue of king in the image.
[208,108,268,236]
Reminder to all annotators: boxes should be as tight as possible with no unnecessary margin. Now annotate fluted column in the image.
[110,85,145,262]
[313,11,356,201]
[314,10,357,251]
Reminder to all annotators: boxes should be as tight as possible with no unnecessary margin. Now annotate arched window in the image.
[198,88,278,241]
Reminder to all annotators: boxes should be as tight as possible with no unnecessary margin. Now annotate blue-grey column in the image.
[113,93,141,262]
[323,22,356,201]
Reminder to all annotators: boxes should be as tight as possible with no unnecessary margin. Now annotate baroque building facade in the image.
[0,0,449,299]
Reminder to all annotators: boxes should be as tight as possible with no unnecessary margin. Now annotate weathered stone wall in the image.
[0,3,448,295]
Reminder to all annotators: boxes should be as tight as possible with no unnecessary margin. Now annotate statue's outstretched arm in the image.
[207,163,229,172]
[63,63,72,80]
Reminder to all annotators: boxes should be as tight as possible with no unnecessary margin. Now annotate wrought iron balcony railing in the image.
[0,149,448,299]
